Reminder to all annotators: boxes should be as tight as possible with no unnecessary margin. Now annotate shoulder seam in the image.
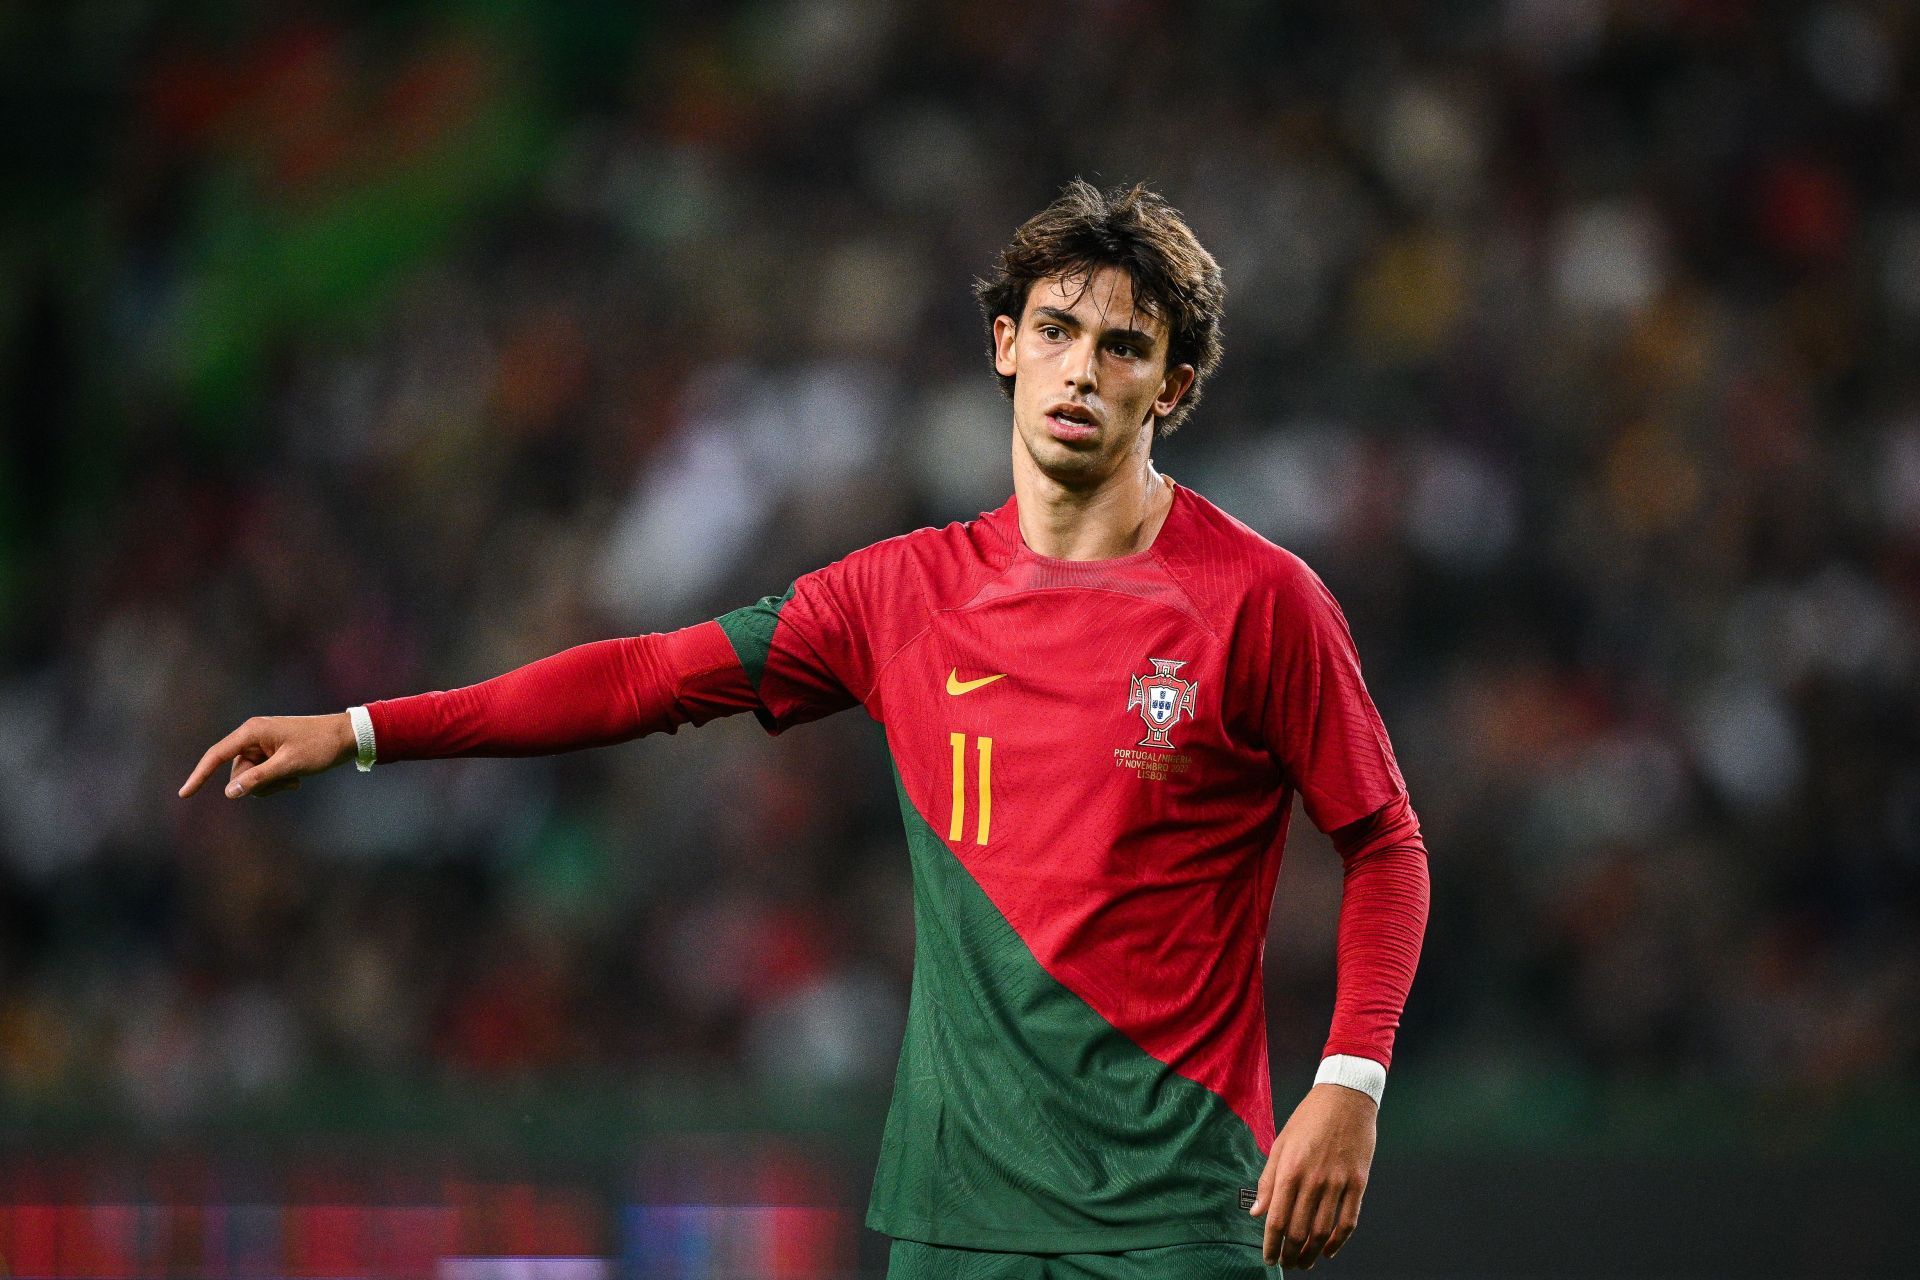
[777,579,862,706]
[847,517,1006,703]
[1145,548,1225,641]
[863,617,938,702]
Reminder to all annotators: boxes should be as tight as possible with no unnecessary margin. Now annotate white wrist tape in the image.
[1315,1054,1386,1105]
[348,705,377,772]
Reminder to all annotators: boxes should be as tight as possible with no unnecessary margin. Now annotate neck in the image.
[1011,443,1174,561]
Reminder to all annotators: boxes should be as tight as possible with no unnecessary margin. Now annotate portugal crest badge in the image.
[1127,658,1198,750]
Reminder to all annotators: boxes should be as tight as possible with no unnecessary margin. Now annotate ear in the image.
[993,314,1019,379]
[1152,362,1197,420]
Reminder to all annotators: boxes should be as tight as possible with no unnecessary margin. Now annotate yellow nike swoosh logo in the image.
[946,669,1007,696]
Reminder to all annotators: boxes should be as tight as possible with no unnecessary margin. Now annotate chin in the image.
[1024,442,1114,487]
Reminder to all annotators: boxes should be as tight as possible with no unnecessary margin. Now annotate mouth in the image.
[1044,402,1100,442]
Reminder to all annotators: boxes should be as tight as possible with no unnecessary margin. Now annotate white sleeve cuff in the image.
[348,705,377,772]
[1315,1053,1386,1106]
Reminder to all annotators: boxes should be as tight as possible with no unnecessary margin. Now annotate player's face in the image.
[994,265,1196,489]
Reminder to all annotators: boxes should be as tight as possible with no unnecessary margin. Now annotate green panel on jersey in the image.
[868,742,1268,1253]
[714,582,797,689]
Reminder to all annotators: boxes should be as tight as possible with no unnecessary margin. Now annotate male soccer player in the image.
[181,181,1430,1276]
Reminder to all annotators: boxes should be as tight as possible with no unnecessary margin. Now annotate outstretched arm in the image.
[1250,792,1431,1269]
[179,621,756,799]
[360,621,752,761]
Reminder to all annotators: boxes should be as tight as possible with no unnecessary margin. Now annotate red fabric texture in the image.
[363,620,754,761]
[1263,570,1407,832]
[1324,792,1430,1068]
[751,487,1425,1147]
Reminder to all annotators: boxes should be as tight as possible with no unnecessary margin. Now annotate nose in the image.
[1065,335,1098,394]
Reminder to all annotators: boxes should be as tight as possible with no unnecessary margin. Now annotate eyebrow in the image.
[1030,306,1158,349]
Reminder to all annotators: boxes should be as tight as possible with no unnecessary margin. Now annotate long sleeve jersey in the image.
[365,483,1430,1252]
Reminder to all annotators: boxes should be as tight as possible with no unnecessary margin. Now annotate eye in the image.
[1110,342,1138,359]
[1038,324,1066,341]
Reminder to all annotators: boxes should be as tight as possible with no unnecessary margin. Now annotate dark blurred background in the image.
[3,0,1919,1276]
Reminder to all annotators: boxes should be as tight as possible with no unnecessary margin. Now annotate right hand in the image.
[178,713,359,800]
[1250,1083,1378,1268]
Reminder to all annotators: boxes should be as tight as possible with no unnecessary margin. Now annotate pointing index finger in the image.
[179,724,250,797]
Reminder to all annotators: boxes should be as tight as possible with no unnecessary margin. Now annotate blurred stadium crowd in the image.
[3,0,1919,1129]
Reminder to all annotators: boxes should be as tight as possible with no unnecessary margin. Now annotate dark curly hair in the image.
[975,179,1225,436]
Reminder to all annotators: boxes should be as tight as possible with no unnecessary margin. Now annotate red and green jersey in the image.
[365,480,1422,1253]
[712,484,1408,1252]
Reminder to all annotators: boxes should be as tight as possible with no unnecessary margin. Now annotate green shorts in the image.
[886,1237,1282,1279]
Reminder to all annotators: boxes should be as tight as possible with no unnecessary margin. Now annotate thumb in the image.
[227,751,288,798]
[1250,1155,1275,1215]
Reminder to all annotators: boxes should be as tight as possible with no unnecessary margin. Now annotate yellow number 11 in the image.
[948,732,993,845]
